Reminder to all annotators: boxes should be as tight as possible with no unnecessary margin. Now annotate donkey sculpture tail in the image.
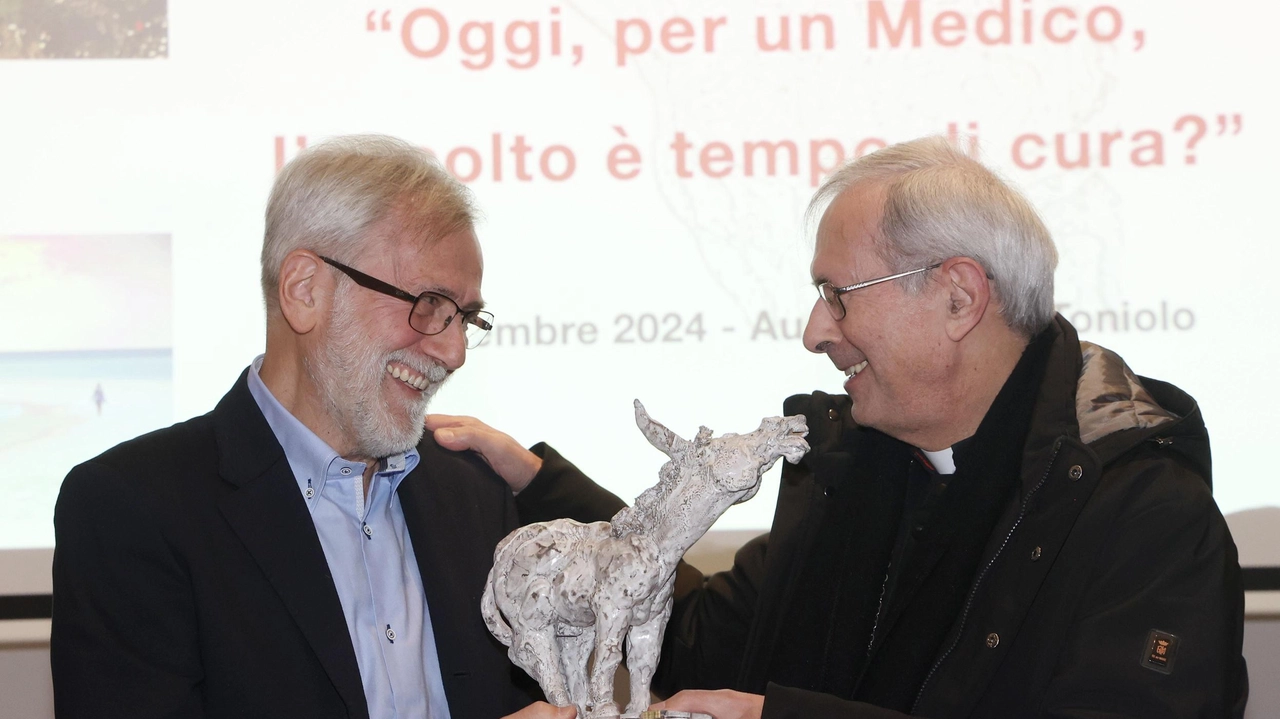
[481,570,512,646]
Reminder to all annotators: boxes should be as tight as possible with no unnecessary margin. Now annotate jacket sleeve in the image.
[761,684,912,719]
[51,461,205,719]
[1035,453,1248,718]
[660,545,920,718]
[652,534,770,695]
[515,442,628,524]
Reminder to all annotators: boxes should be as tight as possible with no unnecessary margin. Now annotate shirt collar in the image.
[246,355,420,502]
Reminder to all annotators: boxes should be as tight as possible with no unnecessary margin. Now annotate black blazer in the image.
[51,369,539,718]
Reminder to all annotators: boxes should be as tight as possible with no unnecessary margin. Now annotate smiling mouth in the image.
[844,360,869,379]
[387,364,430,391]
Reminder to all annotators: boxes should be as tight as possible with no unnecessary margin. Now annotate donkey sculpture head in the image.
[612,400,809,543]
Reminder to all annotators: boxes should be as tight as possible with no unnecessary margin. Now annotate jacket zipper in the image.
[910,439,1064,713]
[866,567,891,658]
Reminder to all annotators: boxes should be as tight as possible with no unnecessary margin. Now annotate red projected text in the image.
[868,0,1146,50]
[370,3,1152,70]
[386,6,583,69]
[274,115,1243,181]
[1012,114,1244,170]
[668,132,887,187]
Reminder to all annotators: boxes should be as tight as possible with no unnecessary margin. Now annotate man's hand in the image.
[501,701,577,719]
[425,414,543,493]
[650,689,764,719]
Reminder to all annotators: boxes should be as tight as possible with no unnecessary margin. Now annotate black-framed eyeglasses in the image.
[816,263,943,321]
[320,256,494,348]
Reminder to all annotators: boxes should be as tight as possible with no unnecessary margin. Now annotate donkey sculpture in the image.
[482,400,809,718]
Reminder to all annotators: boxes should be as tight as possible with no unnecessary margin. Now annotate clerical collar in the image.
[915,433,978,475]
[919,447,957,475]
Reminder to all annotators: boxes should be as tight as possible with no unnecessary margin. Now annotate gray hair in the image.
[262,134,476,310]
[807,136,1058,337]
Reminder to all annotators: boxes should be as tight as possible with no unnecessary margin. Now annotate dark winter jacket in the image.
[518,316,1247,718]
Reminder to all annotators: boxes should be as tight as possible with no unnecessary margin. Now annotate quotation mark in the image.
[1214,114,1244,136]
[366,10,392,32]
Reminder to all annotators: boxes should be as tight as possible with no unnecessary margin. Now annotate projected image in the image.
[0,234,172,548]
[0,0,168,59]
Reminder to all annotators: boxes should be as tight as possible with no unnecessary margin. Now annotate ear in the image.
[940,257,991,342]
[276,249,329,335]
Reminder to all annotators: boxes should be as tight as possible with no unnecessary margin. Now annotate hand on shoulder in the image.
[425,414,543,492]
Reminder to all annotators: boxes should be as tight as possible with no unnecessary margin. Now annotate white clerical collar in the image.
[920,447,957,475]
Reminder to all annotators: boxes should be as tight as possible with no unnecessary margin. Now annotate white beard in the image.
[306,284,450,459]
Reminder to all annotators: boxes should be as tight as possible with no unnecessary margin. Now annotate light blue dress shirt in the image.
[248,357,452,719]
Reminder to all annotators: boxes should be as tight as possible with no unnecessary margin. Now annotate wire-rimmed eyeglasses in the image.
[816,263,943,321]
[320,256,494,349]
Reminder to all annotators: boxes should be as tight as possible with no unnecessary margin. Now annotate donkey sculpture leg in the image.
[586,610,631,717]
[516,624,573,707]
[558,625,594,714]
[623,603,673,715]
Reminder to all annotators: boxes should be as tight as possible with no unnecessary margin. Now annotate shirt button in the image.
[304,488,315,499]
[985,632,1000,649]
[340,467,353,476]
[385,625,396,642]
[1068,465,1083,481]
[827,408,840,421]
[1031,546,1042,561]
[363,524,373,538]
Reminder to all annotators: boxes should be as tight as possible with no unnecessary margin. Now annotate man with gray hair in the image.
[439,136,1248,717]
[52,135,574,719]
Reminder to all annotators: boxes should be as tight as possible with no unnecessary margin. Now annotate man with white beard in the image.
[51,135,575,719]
